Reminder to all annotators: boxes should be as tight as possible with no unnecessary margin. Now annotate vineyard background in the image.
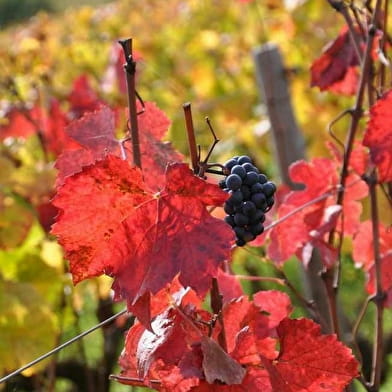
[0,0,391,391]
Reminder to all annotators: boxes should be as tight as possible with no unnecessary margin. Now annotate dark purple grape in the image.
[240,185,251,200]
[251,193,267,209]
[249,210,265,224]
[244,171,259,186]
[226,174,242,190]
[228,190,243,205]
[224,158,238,170]
[231,165,246,179]
[266,196,275,208]
[258,174,267,184]
[238,155,252,165]
[234,204,243,213]
[242,231,255,242]
[218,179,226,189]
[234,213,249,226]
[236,238,246,247]
[234,226,245,239]
[224,215,235,227]
[250,222,264,236]
[251,183,263,193]
[242,162,256,172]
[224,203,235,215]
[262,182,276,197]
[242,201,256,216]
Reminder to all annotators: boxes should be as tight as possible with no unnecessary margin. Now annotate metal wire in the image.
[0,308,127,384]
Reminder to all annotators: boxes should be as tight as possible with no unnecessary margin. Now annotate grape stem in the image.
[367,170,384,390]
[183,102,199,173]
[118,38,142,168]
[109,375,161,386]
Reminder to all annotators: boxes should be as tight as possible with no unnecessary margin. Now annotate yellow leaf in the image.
[0,278,58,375]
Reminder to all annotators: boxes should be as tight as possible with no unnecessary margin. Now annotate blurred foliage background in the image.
[0,0,391,391]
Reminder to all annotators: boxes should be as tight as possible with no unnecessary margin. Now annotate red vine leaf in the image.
[190,368,272,391]
[135,101,184,191]
[68,74,102,118]
[310,27,360,95]
[216,270,244,303]
[52,156,234,324]
[264,318,359,392]
[267,158,335,264]
[0,100,74,156]
[363,89,392,182]
[253,290,292,331]
[353,220,392,271]
[267,158,367,266]
[112,163,234,309]
[349,142,370,177]
[55,101,181,190]
[297,205,342,268]
[0,106,39,139]
[327,140,370,178]
[55,105,120,185]
[115,292,358,391]
[201,336,246,385]
[51,155,148,283]
[366,252,392,307]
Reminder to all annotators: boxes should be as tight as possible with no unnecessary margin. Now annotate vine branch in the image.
[324,0,383,338]
[183,102,199,174]
[367,170,384,390]
[119,38,142,168]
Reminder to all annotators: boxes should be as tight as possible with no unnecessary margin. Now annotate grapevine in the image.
[0,1,391,392]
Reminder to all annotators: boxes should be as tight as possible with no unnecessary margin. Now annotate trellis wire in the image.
[0,309,127,384]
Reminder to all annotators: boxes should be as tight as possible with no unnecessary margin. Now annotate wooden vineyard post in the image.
[253,43,333,333]
[253,43,305,188]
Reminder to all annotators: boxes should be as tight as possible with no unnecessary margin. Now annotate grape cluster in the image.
[219,156,276,247]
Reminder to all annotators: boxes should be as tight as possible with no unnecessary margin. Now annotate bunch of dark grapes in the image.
[219,156,276,247]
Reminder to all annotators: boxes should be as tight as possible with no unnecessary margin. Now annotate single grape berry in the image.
[251,193,266,209]
[242,231,255,242]
[251,183,263,194]
[234,226,246,239]
[262,182,276,197]
[236,238,246,247]
[250,222,264,236]
[242,162,256,172]
[234,212,249,227]
[224,215,235,227]
[242,200,256,216]
[249,210,265,224]
[228,190,243,204]
[224,202,235,215]
[266,196,275,208]
[240,185,251,200]
[244,171,259,186]
[224,158,239,170]
[231,165,247,179]
[258,174,267,184]
[226,174,242,190]
[221,155,276,246]
[218,179,226,189]
[238,155,252,165]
